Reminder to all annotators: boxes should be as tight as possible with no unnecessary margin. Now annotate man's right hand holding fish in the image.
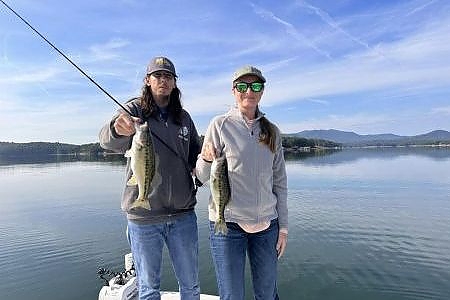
[113,114,141,137]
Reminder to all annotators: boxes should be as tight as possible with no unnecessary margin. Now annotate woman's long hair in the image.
[139,80,183,124]
[259,112,277,153]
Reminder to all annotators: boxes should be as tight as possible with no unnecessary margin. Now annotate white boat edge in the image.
[98,253,219,300]
[161,291,219,299]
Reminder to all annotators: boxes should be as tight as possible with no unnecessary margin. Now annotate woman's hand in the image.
[201,141,217,162]
[276,231,288,259]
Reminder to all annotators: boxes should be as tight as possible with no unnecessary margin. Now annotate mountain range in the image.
[290,129,450,146]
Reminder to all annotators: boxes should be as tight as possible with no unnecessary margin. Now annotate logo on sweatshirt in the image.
[178,126,189,141]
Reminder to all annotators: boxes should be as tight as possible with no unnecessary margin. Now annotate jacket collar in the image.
[228,106,265,122]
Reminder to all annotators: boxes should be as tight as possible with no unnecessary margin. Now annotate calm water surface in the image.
[1,148,449,300]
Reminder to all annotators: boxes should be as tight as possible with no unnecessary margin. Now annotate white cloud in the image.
[0,67,62,84]
[259,17,450,107]
[88,38,130,61]
[431,106,450,116]
[405,0,437,17]
[297,0,372,51]
[252,3,332,59]
[279,113,392,134]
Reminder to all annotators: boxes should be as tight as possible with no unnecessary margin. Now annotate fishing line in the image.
[1,0,200,181]
[0,0,133,116]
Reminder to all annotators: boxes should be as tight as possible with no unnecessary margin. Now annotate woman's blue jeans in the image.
[127,211,200,300]
[209,219,280,300]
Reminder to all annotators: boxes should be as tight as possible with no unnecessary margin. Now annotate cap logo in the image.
[147,56,176,76]
[155,57,169,67]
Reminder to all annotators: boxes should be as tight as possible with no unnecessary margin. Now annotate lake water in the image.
[1,148,449,300]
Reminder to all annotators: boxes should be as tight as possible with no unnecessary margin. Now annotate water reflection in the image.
[1,148,449,300]
[2,147,448,167]
[285,147,450,165]
[0,153,126,166]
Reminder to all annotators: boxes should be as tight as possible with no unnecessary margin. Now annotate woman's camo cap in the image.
[232,65,266,83]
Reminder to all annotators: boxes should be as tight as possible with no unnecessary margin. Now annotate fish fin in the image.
[214,220,228,235]
[127,175,137,186]
[149,171,162,193]
[129,197,151,210]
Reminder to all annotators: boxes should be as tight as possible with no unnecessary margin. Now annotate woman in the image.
[99,56,201,300]
[196,65,288,300]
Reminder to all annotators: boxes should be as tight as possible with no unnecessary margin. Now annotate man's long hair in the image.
[139,80,183,124]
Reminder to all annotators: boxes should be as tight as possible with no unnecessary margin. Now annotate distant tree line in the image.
[281,136,341,148]
[1,135,336,157]
[0,142,106,156]
[345,139,450,147]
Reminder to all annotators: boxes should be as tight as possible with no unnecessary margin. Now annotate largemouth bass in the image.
[125,121,155,210]
[210,155,231,235]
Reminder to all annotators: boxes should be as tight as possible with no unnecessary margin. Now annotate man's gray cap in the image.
[147,56,177,77]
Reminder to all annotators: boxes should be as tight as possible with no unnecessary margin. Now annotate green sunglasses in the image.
[234,82,264,93]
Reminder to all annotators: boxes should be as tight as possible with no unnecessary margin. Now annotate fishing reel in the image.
[98,253,138,300]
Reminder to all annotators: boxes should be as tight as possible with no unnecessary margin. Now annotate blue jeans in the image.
[127,211,200,300]
[209,219,280,300]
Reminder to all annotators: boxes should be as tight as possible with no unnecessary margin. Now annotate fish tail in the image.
[214,219,228,235]
[129,197,151,210]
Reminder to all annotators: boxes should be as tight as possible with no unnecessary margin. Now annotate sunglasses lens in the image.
[235,83,249,93]
[250,83,263,92]
[235,82,264,93]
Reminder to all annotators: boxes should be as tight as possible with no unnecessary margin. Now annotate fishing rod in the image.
[0,0,133,116]
[0,0,200,175]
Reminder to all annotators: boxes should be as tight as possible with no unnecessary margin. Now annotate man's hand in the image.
[114,114,140,136]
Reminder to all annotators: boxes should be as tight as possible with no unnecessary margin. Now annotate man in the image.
[99,56,201,300]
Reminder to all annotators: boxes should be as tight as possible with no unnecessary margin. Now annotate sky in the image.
[1,0,449,144]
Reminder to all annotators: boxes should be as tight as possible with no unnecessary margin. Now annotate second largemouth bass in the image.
[210,155,231,235]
